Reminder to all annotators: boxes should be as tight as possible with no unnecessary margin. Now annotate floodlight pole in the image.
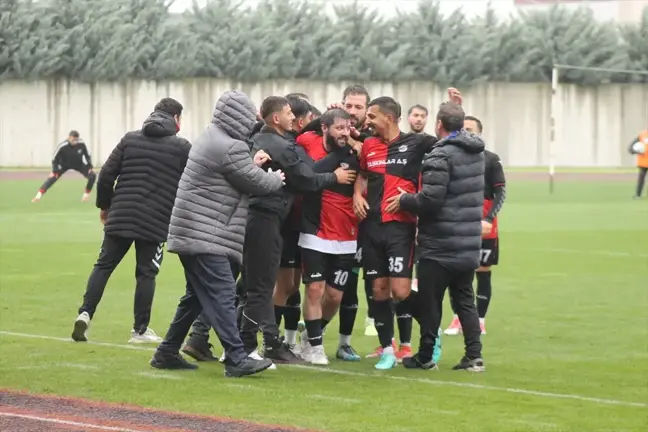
[549,65,558,194]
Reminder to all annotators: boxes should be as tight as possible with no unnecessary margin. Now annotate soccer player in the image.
[628,129,648,198]
[354,96,438,370]
[295,109,361,365]
[32,130,96,202]
[407,105,429,134]
[444,116,506,336]
[72,98,191,344]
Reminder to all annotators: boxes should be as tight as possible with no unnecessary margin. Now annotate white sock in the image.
[453,314,459,320]
[35,191,43,199]
[285,330,297,345]
[400,342,411,347]
[383,346,394,356]
[339,334,351,347]
[479,317,485,325]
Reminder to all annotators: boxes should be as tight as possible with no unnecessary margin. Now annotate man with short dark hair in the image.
[444,115,506,337]
[240,96,356,364]
[388,102,486,372]
[295,108,361,365]
[32,130,96,203]
[407,104,429,133]
[72,97,191,344]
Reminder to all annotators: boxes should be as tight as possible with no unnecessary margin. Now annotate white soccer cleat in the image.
[71,312,90,342]
[364,317,378,336]
[301,344,329,366]
[249,350,276,370]
[128,327,163,344]
[444,316,462,336]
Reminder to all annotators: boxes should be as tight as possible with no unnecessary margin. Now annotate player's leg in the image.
[72,235,132,341]
[450,268,485,372]
[636,167,648,198]
[300,248,328,365]
[182,313,217,361]
[284,288,302,348]
[129,240,165,344]
[78,168,97,202]
[476,238,499,334]
[363,275,378,336]
[443,293,462,335]
[329,255,361,361]
[273,230,300,329]
[32,169,66,202]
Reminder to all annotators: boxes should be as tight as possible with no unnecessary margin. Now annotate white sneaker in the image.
[249,350,276,370]
[71,312,90,342]
[128,327,163,344]
[302,344,329,365]
[364,317,378,336]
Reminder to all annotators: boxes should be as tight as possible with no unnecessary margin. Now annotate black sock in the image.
[476,271,492,318]
[395,300,412,345]
[339,273,359,336]
[283,305,301,331]
[304,319,323,346]
[364,278,375,319]
[322,319,330,330]
[373,299,394,348]
[274,305,285,327]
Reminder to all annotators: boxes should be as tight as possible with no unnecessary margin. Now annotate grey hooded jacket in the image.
[167,91,284,263]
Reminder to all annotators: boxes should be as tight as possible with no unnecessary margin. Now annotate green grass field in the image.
[0,176,647,432]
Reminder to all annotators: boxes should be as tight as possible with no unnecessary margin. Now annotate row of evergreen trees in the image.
[1,0,647,84]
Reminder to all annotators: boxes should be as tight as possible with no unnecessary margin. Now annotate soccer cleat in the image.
[443,316,462,336]
[366,339,397,358]
[128,327,163,344]
[480,320,487,335]
[297,320,306,333]
[402,353,438,370]
[395,345,413,362]
[432,329,443,364]
[452,356,486,372]
[248,350,276,370]
[336,345,361,361]
[302,344,329,366]
[71,312,90,342]
[150,351,198,370]
[375,352,397,370]
[364,317,378,336]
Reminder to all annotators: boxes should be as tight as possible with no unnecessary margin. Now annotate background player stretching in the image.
[32,130,96,202]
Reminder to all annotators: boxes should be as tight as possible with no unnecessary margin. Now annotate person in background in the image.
[71,98,191,344]
[32,130,96,203]
[628,129,648,199]
[407,104,429,134]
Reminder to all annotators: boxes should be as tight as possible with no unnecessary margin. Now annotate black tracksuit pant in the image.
[415,259,483,361]
[636,167,648,197]
[79,234,163,333]
[40,166,96,193]
[239,210,284,351]
[157,254,247,365]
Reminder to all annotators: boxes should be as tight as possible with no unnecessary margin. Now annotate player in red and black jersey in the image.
[354,96,438,370]
[295,109,361,365]
[444,116,506,337]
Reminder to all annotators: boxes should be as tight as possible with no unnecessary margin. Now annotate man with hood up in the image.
[71,98,192,345]
[151,91,285,378]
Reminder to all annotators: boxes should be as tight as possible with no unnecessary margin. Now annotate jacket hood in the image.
[439,130,485,154]
[212,90,258,141]
[142,111,178,137]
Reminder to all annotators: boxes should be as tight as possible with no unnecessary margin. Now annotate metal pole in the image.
[549,65,558,194]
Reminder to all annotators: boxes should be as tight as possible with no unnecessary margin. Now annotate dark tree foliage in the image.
[0,0,646,84]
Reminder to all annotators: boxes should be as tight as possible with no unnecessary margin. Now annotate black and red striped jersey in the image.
[297,131,360,241]
[360,132,437,223]
[483,149,505,239]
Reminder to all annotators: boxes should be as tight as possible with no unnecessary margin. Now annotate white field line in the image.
[137,372,184,380]
[0,412,145,432]
[1,330,646,409]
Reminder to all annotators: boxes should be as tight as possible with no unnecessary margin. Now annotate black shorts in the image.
[280,229,301,269]
[301,248,357,291]
[480,238,499,267]
[363,220,416,279]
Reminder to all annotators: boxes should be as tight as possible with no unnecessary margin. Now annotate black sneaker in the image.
[262,337,304,364]
[150,351,198,370]
[182,337,217,362]
[452,356,485,372]
[402,353,438,370]
[224,357,273,378]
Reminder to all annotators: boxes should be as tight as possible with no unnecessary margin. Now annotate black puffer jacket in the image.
[400,131,485,271]
[97,111,191,242]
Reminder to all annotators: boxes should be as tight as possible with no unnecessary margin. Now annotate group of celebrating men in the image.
[65,84,506,378]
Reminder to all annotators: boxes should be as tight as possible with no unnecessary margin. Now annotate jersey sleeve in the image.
[489,153,506,186]
[359,139,369,172]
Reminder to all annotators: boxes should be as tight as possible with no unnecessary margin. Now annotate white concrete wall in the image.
[0,79,646,167]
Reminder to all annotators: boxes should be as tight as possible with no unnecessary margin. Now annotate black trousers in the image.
[415,259,482,360]
[189,261,242,339]
[79,234,163,333]
[40,167,96,193]
[157,254,247,364]
[636,167,647,197]
[240,210,283,351]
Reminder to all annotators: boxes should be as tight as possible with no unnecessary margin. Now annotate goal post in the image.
[548,64,648,193]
